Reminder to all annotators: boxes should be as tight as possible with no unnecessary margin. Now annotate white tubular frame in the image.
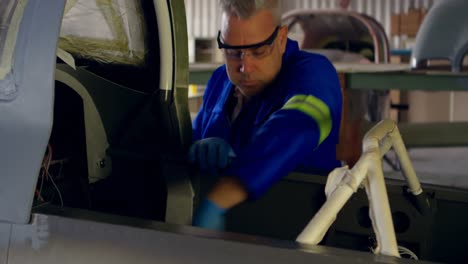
[297,119,423,258]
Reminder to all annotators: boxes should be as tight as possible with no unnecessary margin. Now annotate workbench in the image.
[190,62,468,91]
[189,62,468,164]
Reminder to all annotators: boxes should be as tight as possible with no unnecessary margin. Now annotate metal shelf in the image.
[346,70,468,91]
[190,63,468,91]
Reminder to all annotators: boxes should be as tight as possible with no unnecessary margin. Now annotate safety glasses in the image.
[217,26,280,60]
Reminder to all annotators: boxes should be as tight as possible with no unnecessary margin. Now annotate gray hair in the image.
[219,0,281,24]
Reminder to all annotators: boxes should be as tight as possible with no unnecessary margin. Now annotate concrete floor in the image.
[383,147,468,190]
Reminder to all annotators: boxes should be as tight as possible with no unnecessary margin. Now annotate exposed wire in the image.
[32,201,51,209]
[47,170,64,208]
[35,189,45,202]
[37,168,45,199]
[35,144,65,207]
[36,145,51,200]
[45,144,53,180]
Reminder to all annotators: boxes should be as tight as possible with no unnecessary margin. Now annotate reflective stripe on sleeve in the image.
[282,94,332,144]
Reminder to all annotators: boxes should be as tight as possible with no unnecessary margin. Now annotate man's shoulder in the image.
[208,64,227,81]
[278,50,342,104]
[201,64,231,108]
[289,50,336,73]
[205,64,228,92]
[280,51,338,88]
[284,39,333,70]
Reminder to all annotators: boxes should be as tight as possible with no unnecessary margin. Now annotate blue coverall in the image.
[193,39,342,199]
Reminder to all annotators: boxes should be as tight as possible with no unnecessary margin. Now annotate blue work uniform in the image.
[193,39,342,199]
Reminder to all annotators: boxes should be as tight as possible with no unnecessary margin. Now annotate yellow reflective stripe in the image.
[282,95,332,144]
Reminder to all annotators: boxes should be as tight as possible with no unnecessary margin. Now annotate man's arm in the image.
[192,176,247,230]
[206,176,248,209]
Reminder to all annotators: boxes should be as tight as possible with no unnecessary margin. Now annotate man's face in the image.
[219,10,288,98]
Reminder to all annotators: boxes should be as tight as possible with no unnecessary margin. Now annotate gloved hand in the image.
[192,198,227,231]
[188,137,236,176]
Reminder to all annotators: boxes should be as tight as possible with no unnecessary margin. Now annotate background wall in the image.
[184,0,441,63]
[185,0,439,48]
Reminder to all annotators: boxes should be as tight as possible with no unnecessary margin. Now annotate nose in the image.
[239,53,254,74]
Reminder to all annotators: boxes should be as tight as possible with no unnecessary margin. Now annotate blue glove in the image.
[192,198,227,231]
[188,137,236,176]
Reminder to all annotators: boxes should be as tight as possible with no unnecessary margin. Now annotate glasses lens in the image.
[224,49,243,59]
[249,45,271,59]
[224,44,273,60]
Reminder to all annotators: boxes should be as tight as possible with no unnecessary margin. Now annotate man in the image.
[189,0,342,230]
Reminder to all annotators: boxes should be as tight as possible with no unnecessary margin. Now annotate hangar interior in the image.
[1,0,468,263]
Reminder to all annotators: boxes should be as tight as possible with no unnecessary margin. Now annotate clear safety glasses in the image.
[217,26,280,60]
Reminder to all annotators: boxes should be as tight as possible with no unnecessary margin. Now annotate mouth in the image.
[240,80,258,87]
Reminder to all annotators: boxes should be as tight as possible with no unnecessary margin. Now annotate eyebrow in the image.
[217,26,280,50]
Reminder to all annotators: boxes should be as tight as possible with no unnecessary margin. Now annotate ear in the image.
[278,25,288,53]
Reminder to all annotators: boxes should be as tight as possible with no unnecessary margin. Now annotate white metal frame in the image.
[0,0,66,224]
[297,119,423,258]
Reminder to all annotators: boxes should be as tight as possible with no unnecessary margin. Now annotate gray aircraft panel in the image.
[0,223,11,264]
[0,0,66,224]
[6,212,434,264]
